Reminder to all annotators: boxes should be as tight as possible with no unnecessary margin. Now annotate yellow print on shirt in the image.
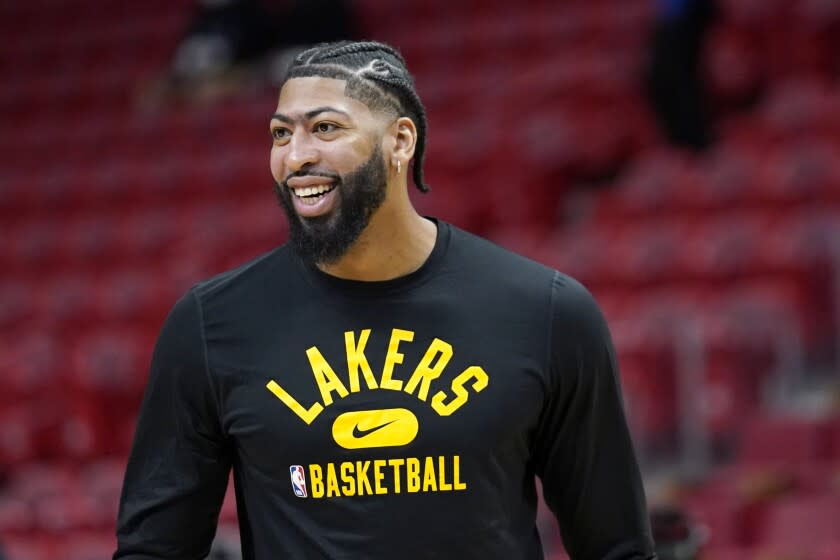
[306,455,467,499]
[266,328,489,426]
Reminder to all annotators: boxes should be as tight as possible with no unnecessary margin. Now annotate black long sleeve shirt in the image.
[114,220,656,559]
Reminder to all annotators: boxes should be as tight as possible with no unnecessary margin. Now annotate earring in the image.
[396,160,401,174]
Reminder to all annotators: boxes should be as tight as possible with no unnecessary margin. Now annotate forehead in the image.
[276,77,375,120]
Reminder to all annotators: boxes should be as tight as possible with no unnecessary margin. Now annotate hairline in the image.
[280,65,411,126]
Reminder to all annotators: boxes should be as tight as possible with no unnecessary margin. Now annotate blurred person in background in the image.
[644,0,718,150]
[114,40,656,559]
[139,0,355,107]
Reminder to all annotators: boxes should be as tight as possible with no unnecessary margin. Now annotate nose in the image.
[284,133,319,174]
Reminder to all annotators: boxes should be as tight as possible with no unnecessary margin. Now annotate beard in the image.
[274,145,388,265]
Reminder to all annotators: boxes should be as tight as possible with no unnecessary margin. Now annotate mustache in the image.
[281,169,341,188]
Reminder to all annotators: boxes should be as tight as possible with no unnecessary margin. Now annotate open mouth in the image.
[290,183,337,205]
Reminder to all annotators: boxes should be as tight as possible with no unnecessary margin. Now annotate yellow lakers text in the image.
[267,328,489,424]
[306,455,466,499]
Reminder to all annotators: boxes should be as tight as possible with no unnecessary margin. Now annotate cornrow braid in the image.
[281,41,430,193]
[306,41,408,67]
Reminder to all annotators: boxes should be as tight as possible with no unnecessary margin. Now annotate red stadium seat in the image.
[759,80,835,142]
[814,541,840,560]
[62,532,118,560]
[786,460,838,496]
[1,536,51,560]
[738,414,835,466]
[0,406,37,471]
[695,287,811,438]
[114,208,179,261]
[32,273,98,331]
[757,495,840,555]
[595,148,696,222]
[5,462,75,502]
[755,209,838,349]
[597,222,687,287]
[29,392,110,462]
[675,214,770,285]
[670,147,760,214]
[30,489,100,534]
[8,219,59,274]
[69,328,149,395]
[93,268,167,326]
[0,495,34,534]
[2,332,63,401]
[411,174,489,234]
[55,213,119,269]
[481,168,563,231]
[683,491,746,550]
[829,416,840,460]
[0,279,33,330]
[79,459,125,528]
[610,302,682,449]
[756,142,840,207]
[171,200,237,259]
[228,193,290,261]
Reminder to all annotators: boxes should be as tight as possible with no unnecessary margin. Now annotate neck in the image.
[316,189,437,281]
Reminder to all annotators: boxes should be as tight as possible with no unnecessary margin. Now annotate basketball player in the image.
[114,41,656,559]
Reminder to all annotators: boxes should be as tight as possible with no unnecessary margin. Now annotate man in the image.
[114,41,656,559]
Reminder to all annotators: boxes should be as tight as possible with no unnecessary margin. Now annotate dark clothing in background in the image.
[645,0,717,150]
[114,220,655,559]
[171,0,354,80]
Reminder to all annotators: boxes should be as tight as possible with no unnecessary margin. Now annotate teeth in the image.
[292,184,333,197]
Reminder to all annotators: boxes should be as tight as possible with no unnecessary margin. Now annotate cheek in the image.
[334,138,377,171]
[269,146,285,183]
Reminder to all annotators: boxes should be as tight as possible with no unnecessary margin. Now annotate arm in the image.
[533,273,656,560]
[114,290,231,559]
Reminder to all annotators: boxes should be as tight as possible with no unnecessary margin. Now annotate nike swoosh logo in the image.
[333,408,419,449]
[352,419,398,439]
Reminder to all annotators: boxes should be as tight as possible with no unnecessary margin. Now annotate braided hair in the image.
[280,41,430,193]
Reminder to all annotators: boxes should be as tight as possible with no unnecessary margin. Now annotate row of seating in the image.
[596,143,840,223]
[683,413,840,559]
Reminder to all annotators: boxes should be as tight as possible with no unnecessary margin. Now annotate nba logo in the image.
[290,465,307,498]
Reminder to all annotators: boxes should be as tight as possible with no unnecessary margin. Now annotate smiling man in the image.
[114,41,656,560]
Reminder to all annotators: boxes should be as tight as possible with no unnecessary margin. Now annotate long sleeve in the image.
[533,273,656,560]
[114,289,232,559]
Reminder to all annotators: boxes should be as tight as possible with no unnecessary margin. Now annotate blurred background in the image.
[1,0,840,558]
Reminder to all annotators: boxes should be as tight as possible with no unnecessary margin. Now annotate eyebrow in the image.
[271,106,351,124]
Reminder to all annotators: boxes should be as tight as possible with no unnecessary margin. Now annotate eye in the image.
[315,122,338,134]
[271,127,290,141]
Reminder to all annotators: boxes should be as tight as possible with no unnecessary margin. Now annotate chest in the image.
[210,306,548,489]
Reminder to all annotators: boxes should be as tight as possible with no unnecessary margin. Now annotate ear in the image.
[387,116,417,169]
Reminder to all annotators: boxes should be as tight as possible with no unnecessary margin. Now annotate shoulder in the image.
[445,225,608,333]
[550,271,602,320]
[441,223,602,318]
[437,223,605,320]
[445,223,557,290]
[190,244,295,308]
[548,271,612,357]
